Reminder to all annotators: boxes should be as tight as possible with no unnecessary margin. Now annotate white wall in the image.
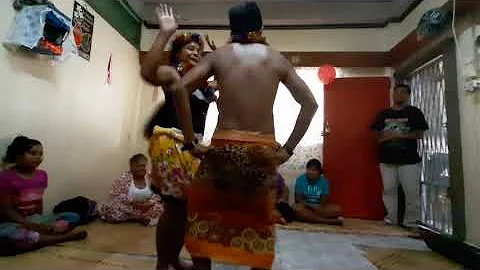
[142,27,389,52]
[456,22,480,246]
[141,0,448,52]
[0,0,148,211]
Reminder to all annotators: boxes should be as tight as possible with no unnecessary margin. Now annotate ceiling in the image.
[125,0,423,29]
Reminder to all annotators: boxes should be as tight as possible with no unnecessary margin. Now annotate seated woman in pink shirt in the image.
[0,136,87,256]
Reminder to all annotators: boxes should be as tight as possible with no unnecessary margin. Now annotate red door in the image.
[323,77,390,220]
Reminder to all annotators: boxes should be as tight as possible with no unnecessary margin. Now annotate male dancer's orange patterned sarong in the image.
[185,130,281,269]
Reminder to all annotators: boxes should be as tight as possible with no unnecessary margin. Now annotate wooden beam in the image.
[393,31,451,77]
[139,51,391,67]
[390,31,431,68]
[85,0,141,49]
[281,52,391,67]
[389,0,480,69]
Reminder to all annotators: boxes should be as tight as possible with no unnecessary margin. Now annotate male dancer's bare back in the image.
[176,42,317,153]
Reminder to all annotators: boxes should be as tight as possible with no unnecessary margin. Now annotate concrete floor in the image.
[0,221,462,270]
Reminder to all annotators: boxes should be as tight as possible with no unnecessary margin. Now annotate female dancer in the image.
[141,4,215,270]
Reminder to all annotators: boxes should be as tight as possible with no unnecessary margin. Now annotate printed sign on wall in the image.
[72,1,94,60]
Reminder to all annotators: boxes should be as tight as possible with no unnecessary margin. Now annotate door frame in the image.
[394,39,466,241]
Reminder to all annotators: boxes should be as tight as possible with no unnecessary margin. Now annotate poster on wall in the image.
[72,1,94,61]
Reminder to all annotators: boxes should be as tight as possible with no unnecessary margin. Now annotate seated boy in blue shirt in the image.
[294,159,343,225]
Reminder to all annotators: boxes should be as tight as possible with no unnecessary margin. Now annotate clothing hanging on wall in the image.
[3,3,73,56]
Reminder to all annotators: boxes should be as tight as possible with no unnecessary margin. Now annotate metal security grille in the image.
[409,55,453,235]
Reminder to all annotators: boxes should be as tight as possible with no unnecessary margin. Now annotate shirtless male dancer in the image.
[171,2,318,269]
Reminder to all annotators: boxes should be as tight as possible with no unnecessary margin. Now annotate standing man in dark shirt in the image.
[371,84,429,229]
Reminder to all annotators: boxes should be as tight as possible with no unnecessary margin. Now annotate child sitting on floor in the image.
[293,159,344,225]
[0,136,87,256]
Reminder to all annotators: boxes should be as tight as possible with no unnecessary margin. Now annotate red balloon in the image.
[318,65,337,85]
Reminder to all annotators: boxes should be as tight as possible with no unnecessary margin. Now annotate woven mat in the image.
[362,246,462,270]
[72,219,415,258]
[1,222,459,270]
[277,219,415,237]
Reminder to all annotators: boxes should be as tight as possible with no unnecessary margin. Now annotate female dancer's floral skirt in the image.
[148,126,200,199]
[185,130,281,269]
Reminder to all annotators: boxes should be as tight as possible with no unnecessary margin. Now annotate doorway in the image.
[323,77,390,219]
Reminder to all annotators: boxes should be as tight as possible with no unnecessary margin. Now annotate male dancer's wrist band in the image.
[182,138,199,151]
[151,184,160,195]
[182,143,195,151]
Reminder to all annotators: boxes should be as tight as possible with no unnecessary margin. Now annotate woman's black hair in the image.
[4,136,42,163]
[169,32,202,67]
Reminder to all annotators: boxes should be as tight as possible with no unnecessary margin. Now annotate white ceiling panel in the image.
[125,0,422,29]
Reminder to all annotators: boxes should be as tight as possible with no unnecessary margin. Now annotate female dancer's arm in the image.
[141,4,178,86]
[172,53,214,145]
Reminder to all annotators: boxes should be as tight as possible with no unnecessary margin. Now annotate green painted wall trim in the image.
[84,0,141,50]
